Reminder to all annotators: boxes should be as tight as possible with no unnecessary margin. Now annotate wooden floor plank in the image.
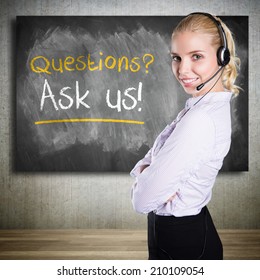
[0,229,259,260]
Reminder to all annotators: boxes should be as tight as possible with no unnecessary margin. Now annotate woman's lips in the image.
[180,78,198,87]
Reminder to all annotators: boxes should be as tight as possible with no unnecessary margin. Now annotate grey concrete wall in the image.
[0,0,259,229]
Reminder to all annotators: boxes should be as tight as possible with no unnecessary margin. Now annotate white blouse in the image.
[130,91,233,216]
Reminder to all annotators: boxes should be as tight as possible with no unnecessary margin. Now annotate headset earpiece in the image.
[217,46,230,66]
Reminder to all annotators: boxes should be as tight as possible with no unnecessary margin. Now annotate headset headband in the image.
[187,12,230,66]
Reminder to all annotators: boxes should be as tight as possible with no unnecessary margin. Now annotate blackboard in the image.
[16,16,248,171]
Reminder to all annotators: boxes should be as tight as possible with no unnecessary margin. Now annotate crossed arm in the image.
[131,111,215,214]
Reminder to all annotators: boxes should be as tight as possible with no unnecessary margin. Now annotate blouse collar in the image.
[185,91,233,110]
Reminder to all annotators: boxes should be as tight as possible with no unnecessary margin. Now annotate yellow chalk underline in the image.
[35,118,144,125]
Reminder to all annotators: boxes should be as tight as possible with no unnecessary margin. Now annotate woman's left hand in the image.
[167,193,177,202]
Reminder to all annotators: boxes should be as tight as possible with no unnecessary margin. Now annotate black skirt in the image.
[148,207,223,260]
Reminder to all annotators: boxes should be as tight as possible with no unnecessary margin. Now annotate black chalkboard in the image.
[16,16,248,171]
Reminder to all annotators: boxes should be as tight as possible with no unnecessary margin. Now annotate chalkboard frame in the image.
[16,16,248,172]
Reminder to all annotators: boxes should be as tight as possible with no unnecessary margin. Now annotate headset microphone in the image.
[196,66,223,91]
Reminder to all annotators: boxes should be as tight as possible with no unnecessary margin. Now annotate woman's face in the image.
[171,31,224,97]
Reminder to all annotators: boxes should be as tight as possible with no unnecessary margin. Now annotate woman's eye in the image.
[171,55,181,62]
[192,54,202,60]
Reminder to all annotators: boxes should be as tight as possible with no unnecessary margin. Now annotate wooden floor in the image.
[0,229,259,260]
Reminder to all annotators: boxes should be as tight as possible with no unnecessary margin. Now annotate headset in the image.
[187,12,231,90]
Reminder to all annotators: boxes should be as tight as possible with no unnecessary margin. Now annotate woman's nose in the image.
[178,59,191,75]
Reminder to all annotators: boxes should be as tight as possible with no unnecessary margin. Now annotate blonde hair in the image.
[172,14,241,95]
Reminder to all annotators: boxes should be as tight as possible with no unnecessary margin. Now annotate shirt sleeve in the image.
[131,110,216,214]
[130,148,152,178]
[130,123,175,177]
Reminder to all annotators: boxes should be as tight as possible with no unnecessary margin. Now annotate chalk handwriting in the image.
[40,79,142,113]
[40,79,90,111]
[30,53,154,74]
[106,82,142,112]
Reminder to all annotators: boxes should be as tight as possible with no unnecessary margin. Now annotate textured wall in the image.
[0,0,259,229]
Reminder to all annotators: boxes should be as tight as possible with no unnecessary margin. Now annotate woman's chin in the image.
[182,87,197,96]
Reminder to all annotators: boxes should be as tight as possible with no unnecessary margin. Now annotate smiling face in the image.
[171,31,225,97]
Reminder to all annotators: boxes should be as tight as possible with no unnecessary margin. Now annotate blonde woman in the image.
[131,12,240,260]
